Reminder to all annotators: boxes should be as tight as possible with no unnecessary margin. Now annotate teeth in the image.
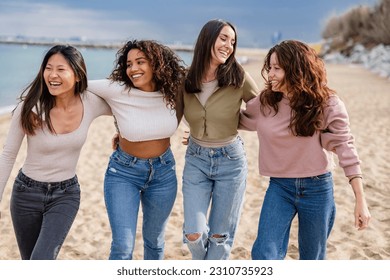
[49,82,61,86]
[132,74,142,78]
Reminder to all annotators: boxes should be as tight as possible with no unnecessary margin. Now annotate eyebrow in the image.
[220,33,235,42]
[127,56,147,63]
[46,63,67,67]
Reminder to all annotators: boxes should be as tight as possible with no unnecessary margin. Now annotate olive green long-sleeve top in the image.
[178,71,259,141]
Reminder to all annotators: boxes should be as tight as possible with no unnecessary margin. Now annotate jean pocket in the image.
[224,146,245,160]
[13,178,28,192]
[63,183,81,194]
[312,172,332,181]
[185,147,198,158]
[162,157,175,167]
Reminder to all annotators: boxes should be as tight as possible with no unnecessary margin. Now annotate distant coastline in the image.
[0,38,194,52]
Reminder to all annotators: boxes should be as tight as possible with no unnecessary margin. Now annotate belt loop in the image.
[221,147,226,156]
[159,155,164,164]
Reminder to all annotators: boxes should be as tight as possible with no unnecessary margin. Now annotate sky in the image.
[0,0,380,48]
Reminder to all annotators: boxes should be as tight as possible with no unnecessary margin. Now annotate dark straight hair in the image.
[185,19,244,94]
[18,44,87,135]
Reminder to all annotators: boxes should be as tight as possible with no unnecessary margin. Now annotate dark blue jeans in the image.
[10,170,80,260]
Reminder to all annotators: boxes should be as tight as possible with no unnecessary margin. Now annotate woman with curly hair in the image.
[240,40,371,259]
[87,40,186,260]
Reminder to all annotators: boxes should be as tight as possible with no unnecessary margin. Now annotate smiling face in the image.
[268,52,287,94]
[126,48,156,92]
[210,25,235,66]
[44,53,78,97]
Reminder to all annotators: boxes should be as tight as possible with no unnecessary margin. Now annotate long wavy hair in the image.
[18,44,87,135]
[185,19,244,94]
[109,39,186,110]
[259,40,336,136]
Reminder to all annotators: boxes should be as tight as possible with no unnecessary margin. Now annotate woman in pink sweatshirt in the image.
[240,40,371,260]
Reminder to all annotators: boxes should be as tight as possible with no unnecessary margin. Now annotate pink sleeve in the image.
[239,95,260,131]
[320,95,361,176]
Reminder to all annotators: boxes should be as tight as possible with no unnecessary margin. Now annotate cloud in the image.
[0,1,167,42]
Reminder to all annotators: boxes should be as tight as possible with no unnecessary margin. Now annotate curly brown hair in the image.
[259,40,336,136]
[109,40,186,110]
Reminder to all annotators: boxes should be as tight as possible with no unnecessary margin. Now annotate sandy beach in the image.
[0,48,389,260]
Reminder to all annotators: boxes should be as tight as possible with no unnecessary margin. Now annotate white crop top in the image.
[87,79,178,142]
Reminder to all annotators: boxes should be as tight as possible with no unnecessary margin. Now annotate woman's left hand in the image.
[354,199,371,230]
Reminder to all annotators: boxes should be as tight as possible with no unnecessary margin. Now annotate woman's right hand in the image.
[182,131,190,145]
[112,133,119,150]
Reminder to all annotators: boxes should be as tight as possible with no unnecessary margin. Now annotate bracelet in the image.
[348,175,363,184]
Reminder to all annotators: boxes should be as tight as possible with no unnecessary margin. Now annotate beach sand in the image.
[0,48,389,260]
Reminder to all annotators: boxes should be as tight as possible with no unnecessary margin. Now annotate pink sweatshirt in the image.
[239,94,361,178]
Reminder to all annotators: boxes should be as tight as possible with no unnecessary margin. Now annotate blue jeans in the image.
[182,136,247,260]
[251,173,336,260]
[10,170,80,260]
[104,146,177,260]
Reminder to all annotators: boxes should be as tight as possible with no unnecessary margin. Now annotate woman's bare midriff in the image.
[118,135,171,159]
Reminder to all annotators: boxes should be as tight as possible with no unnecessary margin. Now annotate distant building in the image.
[271,31,282,45]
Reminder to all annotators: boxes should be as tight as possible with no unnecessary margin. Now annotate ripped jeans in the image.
[182,137,247,260]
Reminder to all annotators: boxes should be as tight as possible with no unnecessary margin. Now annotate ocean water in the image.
[0,43,192,115]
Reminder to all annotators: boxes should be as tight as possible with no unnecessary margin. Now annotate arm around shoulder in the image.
[242,71,260,102]
[87,79,126,99]
[239,95,261,131]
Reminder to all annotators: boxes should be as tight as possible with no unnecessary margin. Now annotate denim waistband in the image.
[115,145,173,164]
[187,135,242,154]
[270,172,332,181]
[17,169,78,189]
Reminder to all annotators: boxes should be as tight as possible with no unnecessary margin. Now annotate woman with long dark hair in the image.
[0,45,111,259]
[177,19,259,260]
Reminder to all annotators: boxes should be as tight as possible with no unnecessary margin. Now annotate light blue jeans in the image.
[251,172,336,260]
[182,136,247,260]
[104,146,177,260]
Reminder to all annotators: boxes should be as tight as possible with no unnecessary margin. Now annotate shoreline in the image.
[0,39,193,51]
[0,39,269,54]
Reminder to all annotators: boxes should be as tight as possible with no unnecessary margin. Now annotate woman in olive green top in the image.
[177,19,259,260]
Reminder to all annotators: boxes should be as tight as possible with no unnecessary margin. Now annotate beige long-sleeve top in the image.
[0,91,111,202]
